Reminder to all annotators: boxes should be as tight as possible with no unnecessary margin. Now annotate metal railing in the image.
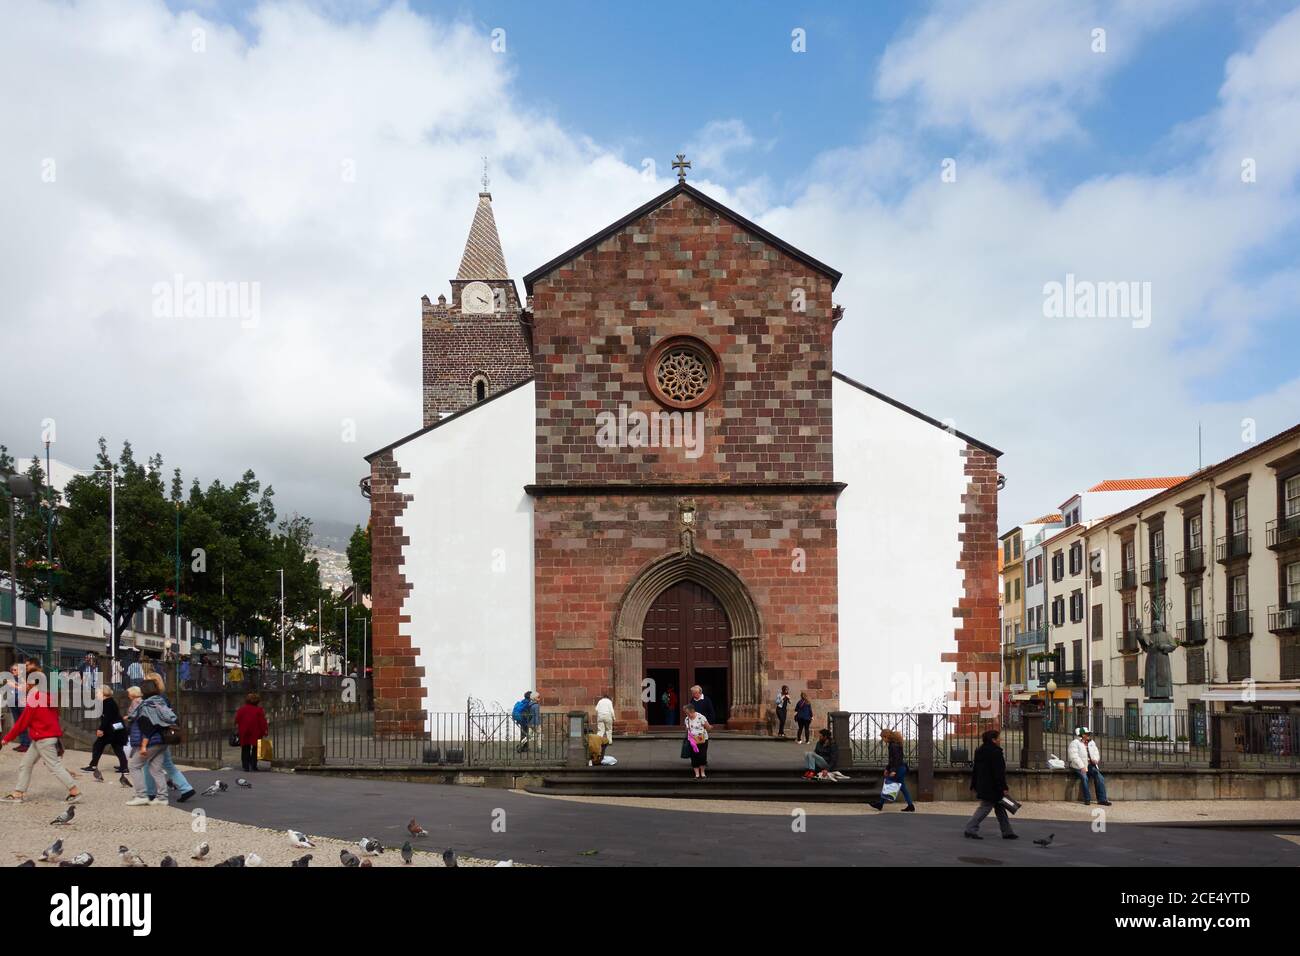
[1216,609,1253,640]
[1115,568,1137,591]
[1177,620,1207,645]
[1216,531,1251,562]
[1016,628,1046,649]
[1117,628,1141,654]
[1268,604,1300,633]
[1141,556,1167,585]
[1266,515,1300,550]
[1175,547,1205,575]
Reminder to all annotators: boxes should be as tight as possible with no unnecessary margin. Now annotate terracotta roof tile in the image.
[1086,477,1186,493]
[1027,513,1064,525]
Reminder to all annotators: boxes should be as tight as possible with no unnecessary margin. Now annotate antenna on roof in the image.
[481,156,490,194]
[1198,422,1202,471]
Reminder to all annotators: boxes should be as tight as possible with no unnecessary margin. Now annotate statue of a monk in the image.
[1136,626,1176,701]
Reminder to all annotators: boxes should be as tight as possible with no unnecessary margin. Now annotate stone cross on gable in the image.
[673,153,691,183]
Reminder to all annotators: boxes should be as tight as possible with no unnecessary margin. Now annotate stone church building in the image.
[366,175,1001,735]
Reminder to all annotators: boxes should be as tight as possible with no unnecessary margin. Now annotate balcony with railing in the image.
[1114,568,1138,592]
[1142,554,1168,586]
[1175,547,1205,576]
[1041,667,1085,687]
[1176,620,1207,646]
[1215,608,1253,640]
[1116,626,1142,655]
[1215,531,1251,564]
[1016,627,1047,649]
[1266,515,1300,551]
[1268,604,1300,634]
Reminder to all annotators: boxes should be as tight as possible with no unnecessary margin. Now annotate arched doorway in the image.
[612,550,763,732]
[642,580,731,726]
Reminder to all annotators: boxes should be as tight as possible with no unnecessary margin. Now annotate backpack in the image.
[511,699,529,723]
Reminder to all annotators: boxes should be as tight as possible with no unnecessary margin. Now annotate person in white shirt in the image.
[1067,727,1111,806]
[595,695,615,749]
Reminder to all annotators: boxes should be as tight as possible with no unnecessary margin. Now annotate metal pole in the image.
[362,616,367,679]
[317,597,322,674]
[279,568,285,673]
[44,441,54,674]
[220,569,226,688]
[8,493,17,650]
[173,502,180,662]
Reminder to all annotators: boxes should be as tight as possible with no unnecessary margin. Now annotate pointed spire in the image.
[456,191,509,280]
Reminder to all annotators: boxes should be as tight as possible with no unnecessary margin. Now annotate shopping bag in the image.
[999,794,1022,815]
[881,780,902,802]
[680,737,692,759]
[257,737,274,762]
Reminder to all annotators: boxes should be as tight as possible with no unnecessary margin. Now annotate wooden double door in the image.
[642,580,730,726]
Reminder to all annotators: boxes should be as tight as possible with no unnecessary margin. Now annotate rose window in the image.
[644,335,722,410]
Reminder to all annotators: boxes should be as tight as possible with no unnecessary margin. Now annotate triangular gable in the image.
[523,181,842,294]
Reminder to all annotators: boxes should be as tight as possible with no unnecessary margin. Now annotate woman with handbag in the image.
[235,693,269,772]
[682,702,711,779]
[125,678,176,806]
[138,674,195,803]
[869,728,915,811]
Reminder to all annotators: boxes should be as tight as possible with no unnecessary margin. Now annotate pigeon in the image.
[50,805,75,826]
[339,850,360,868]
[118,846,147,868]
[442,849,457,868]
[167,780,177,791]
[400,842,413,864]
[494,860,514,867]
[236,778,252,789]
[201,781,223,796]
[59,852,94,868]
[39,839,64,863]
[288,830,315,849]
[360,858,373,868]
[118,774,131,788]
[160,856,178,868]
[358,838,383,856]
[246,853,264,868]
[1033,834,1055,848]
[17,860,35,867]
[407,819,428,838]
[191,842,210,861]
[92,768,103,783]
[214,855,245,868]
[290,854,312,867]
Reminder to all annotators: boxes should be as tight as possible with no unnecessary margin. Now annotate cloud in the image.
[876,0,1200,146]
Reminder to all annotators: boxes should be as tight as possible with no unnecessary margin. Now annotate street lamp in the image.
[92,467,116,680]
[3,475,37,651]
[1046,678,1058,732]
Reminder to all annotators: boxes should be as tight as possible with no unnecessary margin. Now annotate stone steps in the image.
[525,770,893,802]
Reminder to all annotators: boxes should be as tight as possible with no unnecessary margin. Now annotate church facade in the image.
[366,178,1001,735]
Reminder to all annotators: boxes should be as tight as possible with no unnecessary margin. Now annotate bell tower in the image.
[420,187,534,425]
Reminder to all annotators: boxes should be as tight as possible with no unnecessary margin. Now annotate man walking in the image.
[964,729,1017,840]
[1068,727,1111,806]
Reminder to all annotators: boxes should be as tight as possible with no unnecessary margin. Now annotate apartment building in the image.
[1087,424,1300,734]
[1001,526,1024,692]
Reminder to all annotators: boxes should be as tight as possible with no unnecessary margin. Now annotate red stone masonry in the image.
[368,451,425,736]
[948,445,1002,722]
[532,492,840,725]
[530,190,836,485]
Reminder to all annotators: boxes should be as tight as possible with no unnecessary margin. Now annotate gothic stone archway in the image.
[613,550,764,732]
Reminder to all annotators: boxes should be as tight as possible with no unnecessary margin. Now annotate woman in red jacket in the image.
[0,664,82,805]
[234,693,269,772]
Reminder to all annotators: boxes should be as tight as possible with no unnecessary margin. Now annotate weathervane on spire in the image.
[480,156,490,194]
[673,153,691,183]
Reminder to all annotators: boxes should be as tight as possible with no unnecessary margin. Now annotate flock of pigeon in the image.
[20,770,511,867]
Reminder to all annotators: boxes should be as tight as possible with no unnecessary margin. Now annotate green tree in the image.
[346,522,371,596]
[13,440,175,652]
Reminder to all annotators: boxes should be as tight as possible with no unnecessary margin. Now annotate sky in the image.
[2,0,1299,536]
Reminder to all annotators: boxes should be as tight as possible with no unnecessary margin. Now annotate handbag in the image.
[999,794,1022,815]
[881,780,902,802]
[257,737,273,761]
[229,731,240,748]
[161,725,184,746]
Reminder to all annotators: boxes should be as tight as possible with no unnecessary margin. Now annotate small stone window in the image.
[470,373,489,403]
[644,335,722,410]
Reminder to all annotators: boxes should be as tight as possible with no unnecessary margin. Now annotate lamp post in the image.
[1045,678,1058,732]
[3,475,37,650]
[92,467,116,678]
[267,569,284,673]
[42,442,55,675]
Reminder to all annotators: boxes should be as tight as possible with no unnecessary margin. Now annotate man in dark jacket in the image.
[964,729,1017,839]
